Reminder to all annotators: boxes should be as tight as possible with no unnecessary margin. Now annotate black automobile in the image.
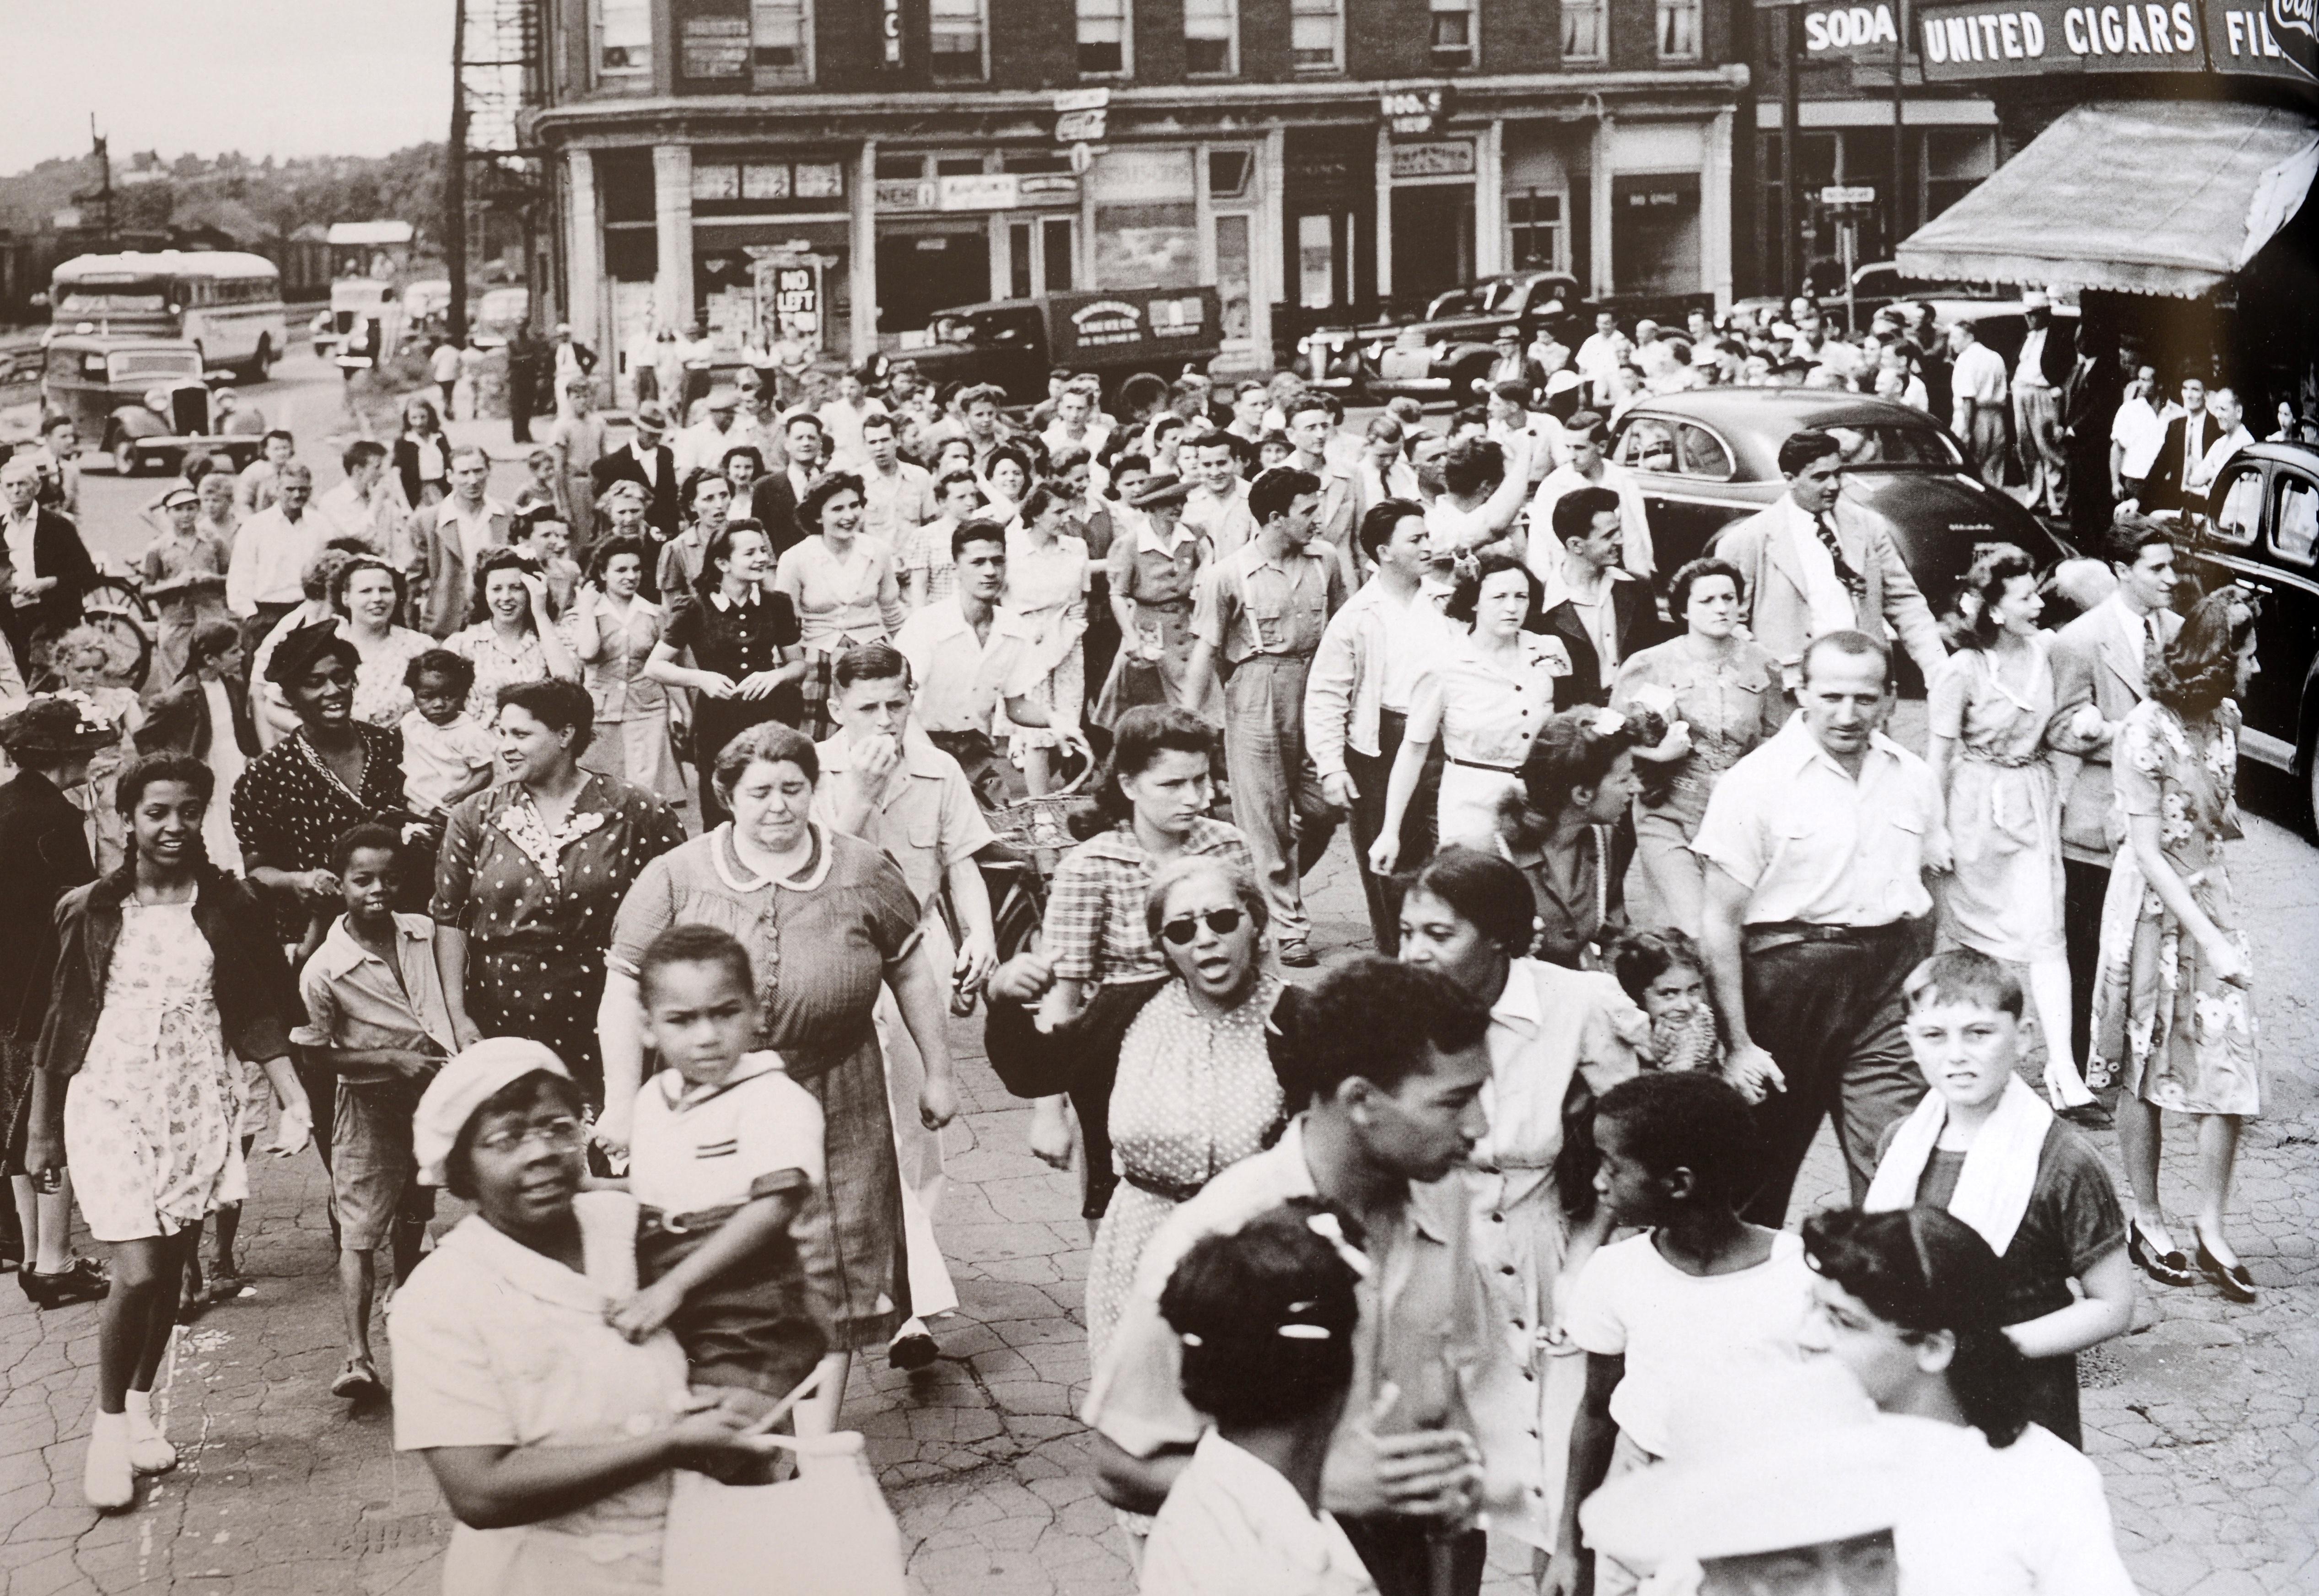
[1300,270,1586,403]
[1606,388,2073,613]
[2189,440,2319,820]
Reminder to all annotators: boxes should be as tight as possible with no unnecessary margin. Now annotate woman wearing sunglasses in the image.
[1394,845,1648,1559]
[1085,856,1293,1378]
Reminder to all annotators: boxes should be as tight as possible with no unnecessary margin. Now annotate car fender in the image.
[110,404,171,441]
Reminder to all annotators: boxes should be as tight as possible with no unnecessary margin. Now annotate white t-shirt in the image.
[1894,1417,2137,1596]
[2109,397,2171,480]
[1562,1229,1814,1458]
[627,1052,825,1217]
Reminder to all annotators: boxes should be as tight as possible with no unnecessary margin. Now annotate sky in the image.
[8,0,458,172]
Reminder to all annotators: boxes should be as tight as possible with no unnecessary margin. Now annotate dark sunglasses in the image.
[1159,907,1245,945]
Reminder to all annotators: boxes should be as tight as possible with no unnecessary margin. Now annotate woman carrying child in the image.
[1925,544,2092,1111]
[1395,847,1646,1557]
[1864,948,2132,1448]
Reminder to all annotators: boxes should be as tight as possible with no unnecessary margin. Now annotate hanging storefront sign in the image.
[880,0,904,66]
[751,250,828,355]
[1390,140,1475,180]
[2207,0,2319,80]
[1915,0,2206,75]
[939,173,1021,211]
[1381,89,1447,134]
[1801,1,1903,55]
[877,179,937,213]
[1055,87,1111,145]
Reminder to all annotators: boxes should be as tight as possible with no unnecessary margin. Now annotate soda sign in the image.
[1802,2,1902,54]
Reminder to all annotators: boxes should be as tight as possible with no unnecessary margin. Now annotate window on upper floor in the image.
[595,0,651,84]
[1077,0,1130,75]
[1291,0,1343,71]
[1561,0,1603,60]
[1185,0,1238,75]
[752,0,812,86]
[1431,0,1478,67]
[1657,0,1702,58]
[931,0,987,80]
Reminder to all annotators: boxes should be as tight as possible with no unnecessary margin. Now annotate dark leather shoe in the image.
[2195,1239,2257,1303]
[21,1258,109,1309]
[2127,1222,2195,1289]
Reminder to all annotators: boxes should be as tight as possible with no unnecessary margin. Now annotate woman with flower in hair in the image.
[2090,588,2264,1302]
[1371,551,1567,866]
[1497,709,1646,969]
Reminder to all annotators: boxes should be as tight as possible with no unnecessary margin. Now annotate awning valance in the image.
[1896,100,2319,298]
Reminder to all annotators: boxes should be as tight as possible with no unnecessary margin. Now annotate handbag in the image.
[661,1370,908,1596]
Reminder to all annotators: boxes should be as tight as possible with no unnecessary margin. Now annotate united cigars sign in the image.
[1913,0,2318,75]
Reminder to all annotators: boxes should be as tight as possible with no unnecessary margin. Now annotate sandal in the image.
[2127,1220,2196,1289]
[331,1357,386,1402]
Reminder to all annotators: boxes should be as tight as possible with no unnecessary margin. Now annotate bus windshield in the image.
[56,282,169,318]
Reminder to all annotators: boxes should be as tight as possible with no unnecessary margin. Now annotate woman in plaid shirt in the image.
[985,707,1254,1223]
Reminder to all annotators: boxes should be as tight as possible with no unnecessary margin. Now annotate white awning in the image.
[1896,100,2319,298]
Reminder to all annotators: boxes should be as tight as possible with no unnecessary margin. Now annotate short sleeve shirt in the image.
[1043,817,1256,986]
[890,599,1045,735]
[628,1052,827,1216]
[810,726,995,910]
[1189,541,1343,664]
[430,773,687,948]
[1562,1229,1815,1458]
[291,912,462,1072]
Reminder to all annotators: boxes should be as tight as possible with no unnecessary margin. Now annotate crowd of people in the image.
[0,302,2278,1596]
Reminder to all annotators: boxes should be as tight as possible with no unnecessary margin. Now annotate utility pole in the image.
[448,0,470,344]
[90,118,116,249]
[1891,0,1908,255]
[1781,6,1801,298]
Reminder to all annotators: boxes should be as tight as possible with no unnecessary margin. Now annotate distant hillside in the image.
[0,144,446,249]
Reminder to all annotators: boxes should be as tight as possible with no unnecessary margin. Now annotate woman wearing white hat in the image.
[390,1037,768,1595]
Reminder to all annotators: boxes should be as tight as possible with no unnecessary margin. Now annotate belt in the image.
[640,1200,744,1237]
[1122,1169,1206,1204]
[1744,917,1925,955]
[1448,755,1523,774]
[1963,746,2043,769]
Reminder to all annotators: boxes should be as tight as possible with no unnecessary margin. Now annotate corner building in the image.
[530,0,1747,383]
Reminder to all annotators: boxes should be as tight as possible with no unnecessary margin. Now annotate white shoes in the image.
[82,1413,134,1510]
[124,1389,178,1475]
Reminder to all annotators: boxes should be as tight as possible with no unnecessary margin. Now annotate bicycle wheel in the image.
[74,579,157,694]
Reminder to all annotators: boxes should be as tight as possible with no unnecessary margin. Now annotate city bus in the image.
[48,252,288,380]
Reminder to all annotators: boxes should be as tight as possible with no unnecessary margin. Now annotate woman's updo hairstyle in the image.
[695,518,770,606]
[468,548,545,629]
[1499,708,1647,849]
[1409,846,1536,957]
[1076,705,1218,838]
[710,721,821,808]
[1801,1204,2033,1449]
[331,554,409,619]
[1159,1199,1361,1429]
[1443,550,1545,630]
[2150,587,2258,720]
[1942,541,2038,653]
[587,534,654,587]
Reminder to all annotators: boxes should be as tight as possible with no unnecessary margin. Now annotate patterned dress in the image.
[62,901,247,1242]
[447,623,562,762]
[1085,976,1286,1365]
[609,824,925,1349]
[1001,530,1089,751]
[2090,700,2260,1115]
[232,722,407,940]
[431,774,686,1102]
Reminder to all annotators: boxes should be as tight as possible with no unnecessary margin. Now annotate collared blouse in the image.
[1410,631,1572,768]
[571,592,669,721]
[1043,817,1257,988]
[1610,635,1786,833]
[774,533,904,650]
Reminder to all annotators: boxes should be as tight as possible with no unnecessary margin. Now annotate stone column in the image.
[853,140,880,363]
[1590,114,1617,298]
[1474,118,1506,278]
[1703,108,1737,312]
[1374,123,1396,301]
[564,147,603,349]
[652,143,694,335]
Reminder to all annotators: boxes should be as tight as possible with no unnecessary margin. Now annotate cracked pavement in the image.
[2,757,2314,1594]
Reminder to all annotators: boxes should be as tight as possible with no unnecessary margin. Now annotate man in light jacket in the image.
[410,448,511,639]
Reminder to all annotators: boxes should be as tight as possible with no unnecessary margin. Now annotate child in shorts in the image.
[610,924,831,1436]
[1865,947,2132,1448]
[293,824,458,1401]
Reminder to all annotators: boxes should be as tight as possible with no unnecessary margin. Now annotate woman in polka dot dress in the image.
[1084,855,1292,1366]
[432,679,684,1109]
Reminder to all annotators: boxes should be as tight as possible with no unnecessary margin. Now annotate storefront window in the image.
[1291,0,1343,71]
[1926,129,1995,221]
[1561,0,1603,60]
[1611,173,1702,296]
[1186,0,1237,74]
[1092,149,1197,289]
[752,0,812,86]
[596,0,652,83]
[1509,190,1564,271]
[1216,215,1252,340]
[1657,0,1701,58]
[1298,214,1336,309]
[931,0,986,81]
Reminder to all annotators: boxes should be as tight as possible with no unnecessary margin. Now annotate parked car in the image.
[906,287,1225,406]
[1303,271,1717,404]
[40,333,263,476]
[2187,440,2319,822]
[1607,388,2074,621]
[0,349,44,446]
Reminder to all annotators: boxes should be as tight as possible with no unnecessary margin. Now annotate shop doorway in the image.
[1006,216,1077,300]
[1390,186,1474,310]
[877,229,991,334]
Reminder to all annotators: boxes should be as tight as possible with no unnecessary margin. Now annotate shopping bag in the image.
[662,1430,908,1596]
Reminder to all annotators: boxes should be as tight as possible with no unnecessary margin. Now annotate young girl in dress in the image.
[27,755,312,1510]
[54,625,146,873]
[1926,544,2090,1110]
[1002,485,1090,796]
[571,535,684,801]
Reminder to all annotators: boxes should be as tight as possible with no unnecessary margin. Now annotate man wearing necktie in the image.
[1714,432,1948,698]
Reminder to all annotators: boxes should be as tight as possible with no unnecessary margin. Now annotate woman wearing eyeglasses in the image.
[1085,856,1291,1375]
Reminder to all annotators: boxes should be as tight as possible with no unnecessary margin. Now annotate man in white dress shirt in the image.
[1574,312,1632,408]
[1183,436,1256,561]
[673,388,744,477]
[226,464,326,656]
[1948,320,2011,488]
[1524,411,1652,586]
[2107,362,2173,506]
[890,521,1051,740]
[857,411,936,550]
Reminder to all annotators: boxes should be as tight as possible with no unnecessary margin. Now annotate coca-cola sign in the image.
[2208,0,2319,77]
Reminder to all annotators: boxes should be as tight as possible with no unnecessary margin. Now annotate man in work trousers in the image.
[1185,467,1345,969]
[1692,629,1948,1225]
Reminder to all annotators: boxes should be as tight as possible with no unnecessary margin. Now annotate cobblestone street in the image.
[1,776,2314,1595]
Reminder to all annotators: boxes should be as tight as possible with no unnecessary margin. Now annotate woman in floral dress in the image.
[2092,590,2262,1303]
[1609,557,1783,936]
[29,753,312,1510]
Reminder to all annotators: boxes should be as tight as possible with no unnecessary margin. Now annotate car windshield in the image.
[933,309,1037,347]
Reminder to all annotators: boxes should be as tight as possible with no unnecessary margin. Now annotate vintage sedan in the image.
[1301,271,1583,403]
[2193,440,2319,822]
[1607,388,2073,616]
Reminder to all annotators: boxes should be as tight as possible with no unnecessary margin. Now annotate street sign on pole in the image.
[1820,184,1878,204]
